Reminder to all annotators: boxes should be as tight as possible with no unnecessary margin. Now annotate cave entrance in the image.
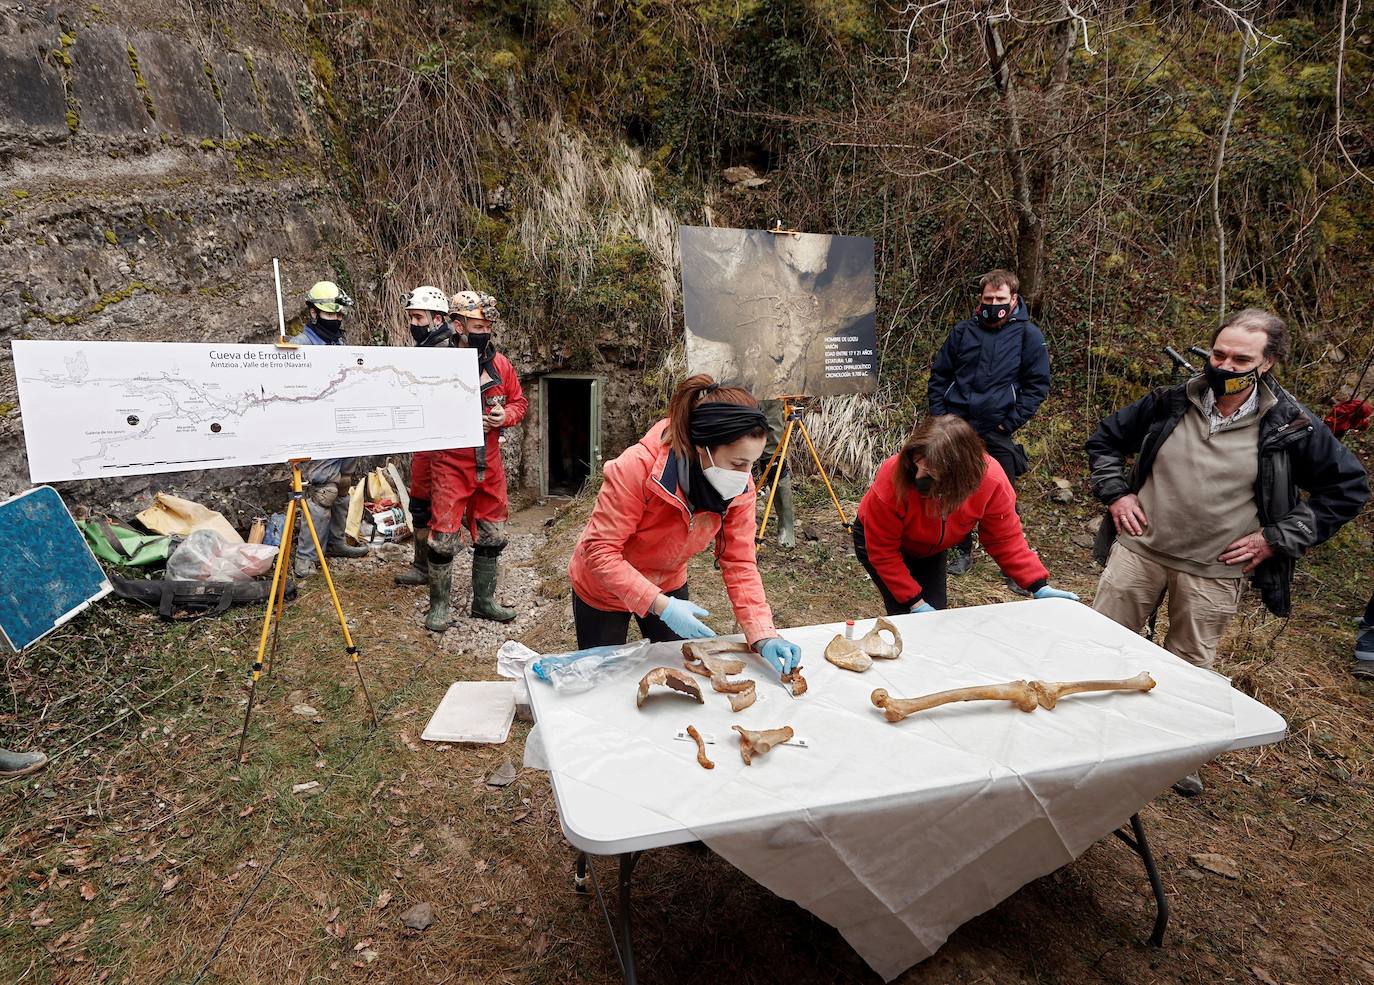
[540,375,601,497]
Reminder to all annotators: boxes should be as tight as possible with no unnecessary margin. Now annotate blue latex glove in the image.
[1033,585,1080,602]
[910,601,936,613]
[659,597,715,639]
[755,637,802,675]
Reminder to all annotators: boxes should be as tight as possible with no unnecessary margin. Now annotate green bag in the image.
[79,518,173,567]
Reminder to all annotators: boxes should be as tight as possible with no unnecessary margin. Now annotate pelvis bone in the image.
[871,671,1156,722]
[635,667,704,708]
[824,617,904,673]
[732,725,794,765]
[682,639,757,712]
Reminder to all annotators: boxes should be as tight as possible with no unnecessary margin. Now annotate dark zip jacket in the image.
[927,298,1051,434]
[1086,376,1369,617]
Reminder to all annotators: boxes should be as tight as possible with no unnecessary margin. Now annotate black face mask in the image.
[913,474,935,496]
[1203,361,1261,399]
[313,317,345,343]
[466,332,492,356]
[411,321,454,347]
[978,302,1012,326]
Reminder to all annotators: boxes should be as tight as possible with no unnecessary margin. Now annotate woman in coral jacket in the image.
[567,375,802,677]
[854,414,1078,614]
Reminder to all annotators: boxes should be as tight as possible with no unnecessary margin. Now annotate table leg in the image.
[575,851,642,985]
[1113,812,1169,946]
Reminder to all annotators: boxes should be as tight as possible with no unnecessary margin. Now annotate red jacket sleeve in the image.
[860,461,925,607]
[716,487,778,647]
[572,449,663,616]
[976,464,1049,589]
[498,356,527,427]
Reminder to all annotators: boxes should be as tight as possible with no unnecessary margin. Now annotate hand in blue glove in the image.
[755,637,802,675]
[1033,585,1080,602]
[659,597,715,639]
[910,601,936,613]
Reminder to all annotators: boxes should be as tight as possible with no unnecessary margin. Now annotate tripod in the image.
[236,458,377,761]
[756,395,850,547]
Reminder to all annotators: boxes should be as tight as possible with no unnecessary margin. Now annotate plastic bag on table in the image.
[166,529,278,583]
[496,640,539,706]
[530,640,651,693]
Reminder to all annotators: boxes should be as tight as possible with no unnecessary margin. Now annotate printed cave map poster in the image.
[681,226,878,397]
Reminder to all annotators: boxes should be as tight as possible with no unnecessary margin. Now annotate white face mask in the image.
[702,448,750,500]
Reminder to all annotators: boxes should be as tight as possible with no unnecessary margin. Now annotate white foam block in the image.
[422,681,516,744]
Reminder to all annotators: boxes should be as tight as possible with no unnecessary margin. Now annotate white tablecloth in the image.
[527,599,1285,980]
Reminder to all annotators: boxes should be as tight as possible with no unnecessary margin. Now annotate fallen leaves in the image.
[374,889,393,910]
[1190,853,1241,880]
[1250,967,1279,985]
[161,875,180,894]
[79,882,97,901]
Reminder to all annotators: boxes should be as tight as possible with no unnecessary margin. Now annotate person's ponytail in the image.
[666,374,762,460]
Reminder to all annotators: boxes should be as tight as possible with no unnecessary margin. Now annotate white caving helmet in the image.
[404,285,449,314]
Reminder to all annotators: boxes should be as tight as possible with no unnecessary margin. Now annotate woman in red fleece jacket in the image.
[567,375,802,678]
[853,415,1077,613]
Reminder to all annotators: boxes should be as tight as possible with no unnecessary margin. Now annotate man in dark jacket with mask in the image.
[928,268,1050,575]
[1087,307,1368,793]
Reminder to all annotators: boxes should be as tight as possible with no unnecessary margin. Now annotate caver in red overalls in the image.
[419,291,528,632]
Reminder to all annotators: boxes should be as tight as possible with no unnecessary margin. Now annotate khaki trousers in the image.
[1092,542,1244,669]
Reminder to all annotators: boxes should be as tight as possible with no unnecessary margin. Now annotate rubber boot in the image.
[0,747,48,779]
[424,559,453,633]
[776,474,797,548]
[395,528,429,586]
[471,550,516,623]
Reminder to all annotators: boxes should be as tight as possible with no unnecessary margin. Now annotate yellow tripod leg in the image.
[299,483,378,727]
[264,490,299,679]
[236,495,295,763]
[756,416,797,546]
[797,417,851,530]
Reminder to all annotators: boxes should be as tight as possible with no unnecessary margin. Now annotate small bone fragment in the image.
[780,666,808,696]
[636,667,704,708]
[861,618,903,660]
[871,672,1156,722]
[825,635,872,672]
[683,640,757,712]
[732,725,794,765]
[686,726,714,769]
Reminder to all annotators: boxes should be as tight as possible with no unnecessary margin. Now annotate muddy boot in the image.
[0,747,48,779]
[776,474,797,548]
[424,559,453,633]
[395,528,429,586]
[471,548,516,623]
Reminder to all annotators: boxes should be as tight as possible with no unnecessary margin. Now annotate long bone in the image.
[870,672,1156,722]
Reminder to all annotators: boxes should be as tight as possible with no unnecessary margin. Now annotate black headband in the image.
[689,401,768,447]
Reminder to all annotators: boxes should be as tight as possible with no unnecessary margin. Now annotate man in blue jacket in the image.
[927,268,1050,575]
[292,280,370,576]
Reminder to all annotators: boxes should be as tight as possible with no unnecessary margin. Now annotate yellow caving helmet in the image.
[305,280,354,314]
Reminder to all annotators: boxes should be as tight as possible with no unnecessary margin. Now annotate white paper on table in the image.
[532,600,1265,980]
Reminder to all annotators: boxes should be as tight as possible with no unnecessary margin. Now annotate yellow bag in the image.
[345,479,367,545]
[365,468,397,501]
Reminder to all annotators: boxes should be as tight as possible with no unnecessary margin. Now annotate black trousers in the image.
[957,428,1027,554]
[852,519,948,614]
[572,584,690,649]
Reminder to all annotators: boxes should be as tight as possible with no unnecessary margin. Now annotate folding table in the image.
[525,599,1286,983]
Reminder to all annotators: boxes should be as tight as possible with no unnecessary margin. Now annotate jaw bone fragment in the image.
[870,671,1156,722]
[861,618,903,660]
[682,640,757,711]
[686,725,714,769]
[636,667,704,708]
[780,666,808,696]
[825,636,872,673]
[732,725,795,765]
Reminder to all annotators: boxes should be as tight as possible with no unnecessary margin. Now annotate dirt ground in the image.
[2,481,1372,985]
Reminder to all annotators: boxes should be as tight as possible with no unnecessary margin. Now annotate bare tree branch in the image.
[1213,37,1249,319]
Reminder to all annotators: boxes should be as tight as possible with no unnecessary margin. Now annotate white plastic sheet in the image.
[527,600,1284,980]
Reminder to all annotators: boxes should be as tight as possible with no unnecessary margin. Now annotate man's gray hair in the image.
[1212,307,1289,363]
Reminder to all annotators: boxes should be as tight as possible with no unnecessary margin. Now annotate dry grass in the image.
[1,491,1372,984]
